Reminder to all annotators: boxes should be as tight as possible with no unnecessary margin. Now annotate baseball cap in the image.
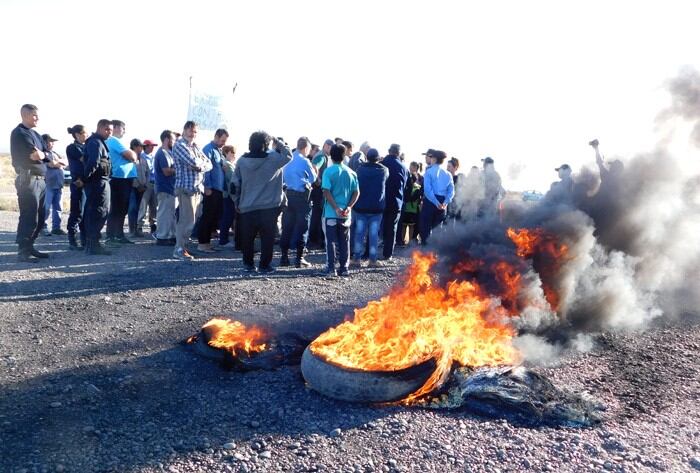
[143,139,158,146]
[555,164,571,171]
[421,149,436,157]
[130,138,144,148]
[366,148,380,160]
[42,134,58,142]
[482,157,494,164]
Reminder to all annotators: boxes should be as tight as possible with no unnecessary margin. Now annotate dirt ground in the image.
[0,209,698,473]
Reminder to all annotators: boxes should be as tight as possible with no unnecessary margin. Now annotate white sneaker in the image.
[173,247,194,260]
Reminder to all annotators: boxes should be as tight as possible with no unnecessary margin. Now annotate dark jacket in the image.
[66,141,86,181]
[355,162,389,214]
[382,154,408,212]
[83,133,111,181]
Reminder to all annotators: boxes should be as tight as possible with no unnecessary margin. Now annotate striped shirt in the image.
[173,137,212,193]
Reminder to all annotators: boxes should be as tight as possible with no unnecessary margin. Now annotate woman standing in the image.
[66,125,87,249]
[219,145,237,248]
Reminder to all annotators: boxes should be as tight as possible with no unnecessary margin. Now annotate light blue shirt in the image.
[424,163,455,207]
[283,150,317,192]
[106,136,136,178]
[202,141,225,192]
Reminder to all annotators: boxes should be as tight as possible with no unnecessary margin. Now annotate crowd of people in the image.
[9,103,512,275]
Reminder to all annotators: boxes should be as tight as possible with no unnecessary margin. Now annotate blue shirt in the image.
[283,150,317,192]
[321,162,358,219]
[424,163,455,207]
[106,136,136,178]
[382,154,408,212]
[66,141,85,181]
[44,151,65,190]
[354,162,388,214]
[202,141,225,192]
[154,148,175,195]
[140,151,155,183]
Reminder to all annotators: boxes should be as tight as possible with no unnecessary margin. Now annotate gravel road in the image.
[0,210,698,473]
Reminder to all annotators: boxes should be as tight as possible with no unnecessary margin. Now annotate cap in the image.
[482,157,494,164]
[323,139,334,147]
[42,134,58,142]
[389,143,401,154]
[143,139,158,147]
[555,164,571,171]
[130,138,144,148]
[432,150,447,160]
[366,148,380,160]
[421,148,436,156]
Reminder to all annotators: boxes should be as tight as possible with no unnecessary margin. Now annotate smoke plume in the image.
[432,67,700,357]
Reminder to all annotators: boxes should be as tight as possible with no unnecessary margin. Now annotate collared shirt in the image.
[45,150,67,189]
[10,123,46,176]
[202,141,225,192]
[424,163,455,207]
[106,136,136,178]
[137,151,155,186]
[154,147,175,195]
[66,141,85,181]
[321,162,359,219]
[283,150,317,192]
[382,154,408,212]
[172,137,212,193]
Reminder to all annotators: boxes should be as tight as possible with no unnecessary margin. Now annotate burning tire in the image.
[301,346,437,403]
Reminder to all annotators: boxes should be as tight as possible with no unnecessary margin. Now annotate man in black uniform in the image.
[10,104,50,262]
[83,119,114,255]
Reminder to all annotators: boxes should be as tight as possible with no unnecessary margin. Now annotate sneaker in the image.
[295,257,312,268]
[368,260,382,268]
[173,247,194,260]
[42,229,51,237]
[197,243,216,253]
[337,267,350,277]
[130,230,145,238]
[258,265,276,274]
[349,259,362,269]
[321,267,337,277]
[51,228,66,236]
[117,236,135,244]
[17,252,39,263]
[243,264,257,273]
[279,255,291,267]
[105,237,121,247]
[86,244,112,256]
[30,248,49,258]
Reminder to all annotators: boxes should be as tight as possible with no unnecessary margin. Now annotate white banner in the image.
[187,77,235,131]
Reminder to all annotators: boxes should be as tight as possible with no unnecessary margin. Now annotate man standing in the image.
[321,144,359,277]
[41,134,68,236]
[83,119,114,255]
[10,104,49,262]
[153,130,176,245]
[232,131,292,273]
[420,150,454,245]
[478,157,505,218]
[280,136,316,268]
[172,121,212,260]
[105,120,137,245]
[66,124,88,250]
[134,139,158,237]
[198,129,229,252]
[308,138,334,249]
[381,143,408,261]
[351,148,388,268]
[348,141,369,172]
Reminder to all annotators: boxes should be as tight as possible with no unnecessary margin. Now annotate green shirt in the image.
[321,163,358,219]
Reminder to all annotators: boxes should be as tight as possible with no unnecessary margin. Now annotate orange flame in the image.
[310,252,520,402]
[191,318,268,356]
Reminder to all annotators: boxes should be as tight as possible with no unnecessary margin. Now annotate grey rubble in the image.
[0,210,698,473]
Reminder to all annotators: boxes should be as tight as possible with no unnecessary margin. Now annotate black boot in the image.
[30,246,49,258]
[68,232,80,250]
[17,247,39,263]
[279,250,290,267]
[86,240,112,255]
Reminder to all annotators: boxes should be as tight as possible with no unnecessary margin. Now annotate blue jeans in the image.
[44,186,62,230]
[280,189,312,257]
[353,212,382,261]
[325,218,350,270]
[128,187,142,231]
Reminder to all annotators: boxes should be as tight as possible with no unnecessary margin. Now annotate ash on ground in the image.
[425,366,605,427]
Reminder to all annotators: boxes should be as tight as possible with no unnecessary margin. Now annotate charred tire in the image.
[300,346,437,403]
[192,336,227,361]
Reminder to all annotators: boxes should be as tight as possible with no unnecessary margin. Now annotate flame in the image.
[190,318,268,356]
[310,252,520,402]
[507,227,568,310]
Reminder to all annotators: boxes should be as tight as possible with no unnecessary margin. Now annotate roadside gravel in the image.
[0,210,698,473]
